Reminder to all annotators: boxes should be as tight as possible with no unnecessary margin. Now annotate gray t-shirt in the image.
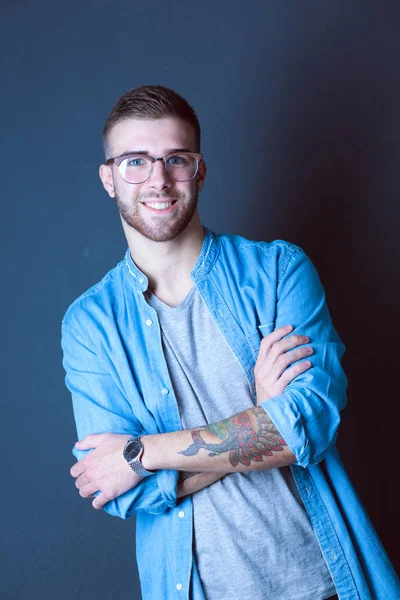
[146,287,336,600]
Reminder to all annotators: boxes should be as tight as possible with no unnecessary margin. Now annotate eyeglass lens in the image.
[119,154,198,183]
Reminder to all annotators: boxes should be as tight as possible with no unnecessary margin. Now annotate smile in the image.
[142,200,178,211]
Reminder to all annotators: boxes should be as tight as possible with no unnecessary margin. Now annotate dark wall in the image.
[1,2,399,598]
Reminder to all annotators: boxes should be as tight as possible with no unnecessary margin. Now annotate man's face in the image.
[100,117,206,243]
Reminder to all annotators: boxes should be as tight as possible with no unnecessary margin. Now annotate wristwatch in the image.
[123,437,155,477]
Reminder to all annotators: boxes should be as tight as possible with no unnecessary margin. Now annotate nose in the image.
[147,158,172,190]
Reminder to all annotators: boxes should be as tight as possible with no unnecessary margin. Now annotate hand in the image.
[254,325,313,404]
[70,433,143,510]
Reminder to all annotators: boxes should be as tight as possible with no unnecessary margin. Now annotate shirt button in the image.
[161,388,169,395]
[178,511,185,518]
[145,319,153,326]
[176,583,183,591]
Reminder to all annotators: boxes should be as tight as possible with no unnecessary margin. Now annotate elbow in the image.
[262,385,345,470]
[289,369,347,467]
[293,401,342,468]
[101,470,179,519]
[102,498,133,520]
[102,493,176,520]
[305,428,339,466]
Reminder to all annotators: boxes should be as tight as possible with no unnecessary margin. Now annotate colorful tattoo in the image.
[179,407,287,468]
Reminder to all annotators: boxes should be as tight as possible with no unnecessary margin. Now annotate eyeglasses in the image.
[105,152,203,184]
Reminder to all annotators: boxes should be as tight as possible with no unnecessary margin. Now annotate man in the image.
[62,85,399,600]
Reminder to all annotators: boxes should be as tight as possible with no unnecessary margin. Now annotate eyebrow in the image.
[117,148,193,157]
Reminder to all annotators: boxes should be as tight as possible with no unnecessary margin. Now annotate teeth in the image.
[145,202,172,210]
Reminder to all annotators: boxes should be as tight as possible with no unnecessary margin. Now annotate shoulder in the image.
[215,231,304,280]
[61,257,125,335]
[217,231,301,257]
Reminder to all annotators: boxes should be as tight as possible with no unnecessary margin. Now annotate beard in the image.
[114,188,199,243]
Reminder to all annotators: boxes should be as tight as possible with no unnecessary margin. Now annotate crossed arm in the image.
[70,326,309,509]
[67,250,347,514]
[71,406,296,509]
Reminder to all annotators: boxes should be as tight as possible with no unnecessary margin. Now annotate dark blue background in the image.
[1,1,399,598]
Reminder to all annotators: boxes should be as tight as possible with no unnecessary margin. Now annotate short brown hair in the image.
[103,85,201,157]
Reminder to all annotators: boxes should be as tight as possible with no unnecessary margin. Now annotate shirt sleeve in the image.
[260,247,348,467]
[61,320,178,519]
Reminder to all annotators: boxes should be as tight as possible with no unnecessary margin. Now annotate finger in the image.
[75,433,109,450]
[263,337,310,375]
[267,335,310,365]
[256,343,312,384]
[70,460,86,479]
[275,334,310,354]
[92,493,108,510]
[258,325,294,355]
[279,359,312,387]
[75,473,90,489]
[280,345,313,371]
[270,346,313,380]
[79,482,99,499]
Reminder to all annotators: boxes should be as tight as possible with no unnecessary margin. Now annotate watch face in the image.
[124,439,142,461]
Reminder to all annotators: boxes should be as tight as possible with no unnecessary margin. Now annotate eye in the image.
[166,154,186,166]
[127,157,146,167]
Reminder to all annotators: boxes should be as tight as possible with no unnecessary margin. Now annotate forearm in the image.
[142,406,295,473]
[176,471,227,498]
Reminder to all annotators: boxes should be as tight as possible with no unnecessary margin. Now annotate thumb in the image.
[75,433,108,450]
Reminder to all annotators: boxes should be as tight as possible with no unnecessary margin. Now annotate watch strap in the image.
[125,436,156,477]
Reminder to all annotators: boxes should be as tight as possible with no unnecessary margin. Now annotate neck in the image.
[122,213,205,304]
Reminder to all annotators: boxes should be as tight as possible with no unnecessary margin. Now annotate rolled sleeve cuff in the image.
[107,469,178,519]
[260,393,311,468]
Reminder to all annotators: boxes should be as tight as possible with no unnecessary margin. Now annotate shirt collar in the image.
[124,248,149,291]
[123,227,220,291]
[190,227,219,282]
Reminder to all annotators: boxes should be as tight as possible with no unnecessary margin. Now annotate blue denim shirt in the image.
[62,229,400,600]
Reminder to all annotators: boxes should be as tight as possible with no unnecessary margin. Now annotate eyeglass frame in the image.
[105,151,203,184]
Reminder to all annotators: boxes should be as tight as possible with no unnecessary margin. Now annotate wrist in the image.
[141,431,183,471]
[123,436,156,477]
[140,434,159,471]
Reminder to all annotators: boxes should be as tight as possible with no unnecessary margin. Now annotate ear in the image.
[196,159,207,193]
[99,164,115,198]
